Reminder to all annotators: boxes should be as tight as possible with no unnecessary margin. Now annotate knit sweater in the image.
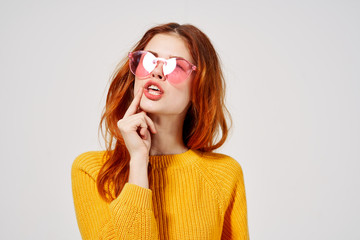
[71,149,249,240]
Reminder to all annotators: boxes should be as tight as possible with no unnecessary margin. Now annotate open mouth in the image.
[144,81,164,94]
[143,81,164,100]
[147,84,162,95]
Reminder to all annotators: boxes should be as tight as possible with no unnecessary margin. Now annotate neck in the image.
[148,112,188,156]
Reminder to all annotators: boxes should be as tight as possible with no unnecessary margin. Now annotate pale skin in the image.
[117,33,195,189]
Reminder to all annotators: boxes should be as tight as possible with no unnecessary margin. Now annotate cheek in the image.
[181,78,192,102]
[170,81,192,110]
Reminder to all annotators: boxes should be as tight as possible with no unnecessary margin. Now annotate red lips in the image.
[143,80,164,101]
[143,80,164,93]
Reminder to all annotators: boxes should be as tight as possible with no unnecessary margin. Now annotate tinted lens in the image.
[166,59,193,84]
[129,51,195,83]
[129,51,155,78]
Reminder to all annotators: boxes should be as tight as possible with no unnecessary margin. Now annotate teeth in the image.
[148,90,161,95]
[148,85,160,91]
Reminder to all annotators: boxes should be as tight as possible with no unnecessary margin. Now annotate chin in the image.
[140,103,183,116]
[139,97,190,116]
[139,100,162,113]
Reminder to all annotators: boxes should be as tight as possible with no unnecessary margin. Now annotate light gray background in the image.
[1,0,359,239]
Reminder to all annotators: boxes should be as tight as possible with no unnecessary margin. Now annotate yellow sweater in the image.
[71,149,249,240]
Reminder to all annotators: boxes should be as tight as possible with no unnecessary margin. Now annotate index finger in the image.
[123,87,143,118]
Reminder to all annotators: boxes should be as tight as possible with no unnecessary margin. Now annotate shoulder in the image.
[192,150,246,203]
[193,150,244,182]
[71,150,108,180]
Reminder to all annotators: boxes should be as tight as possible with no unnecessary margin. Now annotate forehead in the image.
[144,33,193,62]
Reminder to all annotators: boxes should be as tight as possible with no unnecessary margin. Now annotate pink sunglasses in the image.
[128,50,197,84]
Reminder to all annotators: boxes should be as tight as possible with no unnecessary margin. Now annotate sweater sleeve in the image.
[221,164,250,240]
[71,154,160,239]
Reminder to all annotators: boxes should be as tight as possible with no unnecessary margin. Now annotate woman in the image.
[71,22,249,240]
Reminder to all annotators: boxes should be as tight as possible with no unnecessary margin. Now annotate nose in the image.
[151,60,165,81]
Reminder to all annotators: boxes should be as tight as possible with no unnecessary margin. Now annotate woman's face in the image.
[134,33,194,117]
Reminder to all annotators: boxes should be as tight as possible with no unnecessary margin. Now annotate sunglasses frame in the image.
[128,50,197,83]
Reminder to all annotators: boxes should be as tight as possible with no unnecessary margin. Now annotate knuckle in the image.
[117,119,124,126]
[117,120,122,127]
[117,120,128,132]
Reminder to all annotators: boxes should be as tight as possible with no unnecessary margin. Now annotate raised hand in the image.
[117,88,157,165]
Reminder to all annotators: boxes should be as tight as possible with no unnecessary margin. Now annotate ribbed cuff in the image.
[110,183,153,211]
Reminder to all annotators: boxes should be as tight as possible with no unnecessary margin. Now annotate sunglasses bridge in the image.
[151,57,170,67]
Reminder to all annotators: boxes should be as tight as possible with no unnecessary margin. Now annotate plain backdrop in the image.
[0,0,359,239]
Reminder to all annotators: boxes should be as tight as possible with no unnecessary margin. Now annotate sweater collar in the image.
[148,149,198,169]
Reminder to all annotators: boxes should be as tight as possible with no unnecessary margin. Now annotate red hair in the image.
[97,22,232,202]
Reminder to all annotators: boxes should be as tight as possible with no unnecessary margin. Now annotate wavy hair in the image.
[97,22,232,202]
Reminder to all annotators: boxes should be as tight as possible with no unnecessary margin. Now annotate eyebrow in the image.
[147,50,184,60]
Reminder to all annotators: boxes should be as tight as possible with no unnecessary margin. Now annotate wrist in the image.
[129,155,149,167]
